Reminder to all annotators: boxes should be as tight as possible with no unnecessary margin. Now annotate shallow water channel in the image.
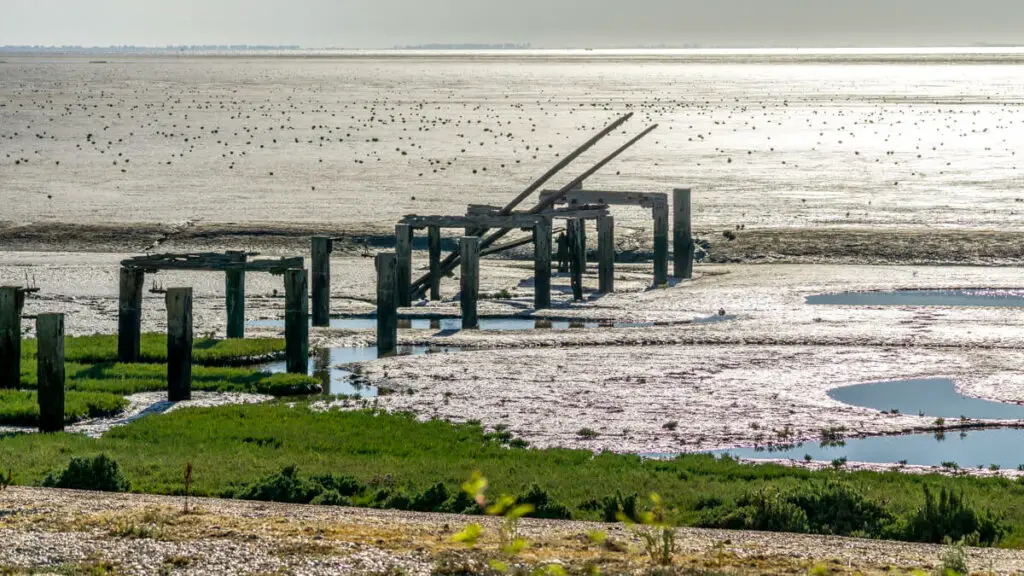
[252,314,736,396]
[259,345,456,397]
[711,428,1024,470]
[807,289,1024,307]
[249,317,656,330]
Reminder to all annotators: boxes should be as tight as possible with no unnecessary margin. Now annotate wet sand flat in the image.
[2,53,1024,245]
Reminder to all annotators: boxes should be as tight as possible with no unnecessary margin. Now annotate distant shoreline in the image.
[4,48,1024,66]
[2,45,1024,58]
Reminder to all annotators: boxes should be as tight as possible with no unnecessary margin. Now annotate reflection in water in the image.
[259,345,458,396]
[807,289,1024,307]
[708,427,1024,469]
[829,378,1024,421]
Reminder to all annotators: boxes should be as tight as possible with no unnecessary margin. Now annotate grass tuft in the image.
[0,390,127,426]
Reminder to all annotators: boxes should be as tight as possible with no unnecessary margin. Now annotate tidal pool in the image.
[259,345,457,396]
[806,289,1024,307]
[829,378,1024,420]
[709,427,1024,469]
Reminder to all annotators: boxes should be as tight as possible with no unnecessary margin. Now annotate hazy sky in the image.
[4,0,1024,48]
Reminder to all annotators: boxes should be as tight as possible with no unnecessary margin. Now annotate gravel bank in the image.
[2,487,1023,574]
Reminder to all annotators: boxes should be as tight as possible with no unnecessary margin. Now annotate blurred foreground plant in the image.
[619,493,677,566]
[452,471,567,576]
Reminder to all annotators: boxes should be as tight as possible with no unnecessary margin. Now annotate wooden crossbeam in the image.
[401,214,547,230]
[244,257,305,274]
[535,208,610,220]
[467,204,610,220]
[539,189,668,209]
[121,253,302,273]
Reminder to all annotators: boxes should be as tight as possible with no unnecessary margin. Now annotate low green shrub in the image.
[41,454,130,492]
[902,486,1005,546]
[517,484,571,520]
[235,465,319,503]
[598,491,639,523]
[698,481,1007,546]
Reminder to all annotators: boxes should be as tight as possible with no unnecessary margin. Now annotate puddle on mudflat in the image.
[249,317,655,330]
[707,427,1024,469]
[259,345,457,396]
[830,378,1024,420]
[807,289,1024,307]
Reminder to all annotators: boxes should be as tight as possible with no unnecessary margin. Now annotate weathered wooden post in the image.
[568,219,585,301]
[578,220,588,265]
[36,313,65,432]
[284,269,309,374]
[395,224,413,307]
[166,288,193,402]
[460,237,480,329]
[598,214,615,294]
[376,253,398,357]
[225,251,247,339]
[653,203,669,286]
[428,225,442,301]
[0,286,22,389]
[533,218,552,309]
[556,233,569,274]
[311,236,332,327]
[673,188,694,279]
[118,266,145,363]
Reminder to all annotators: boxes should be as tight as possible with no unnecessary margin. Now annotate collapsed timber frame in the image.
[117,252,307,372]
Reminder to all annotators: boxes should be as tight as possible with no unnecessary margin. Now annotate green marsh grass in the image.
[0,403,1021,547]
[20,333,285,366]
[0,390,127,426]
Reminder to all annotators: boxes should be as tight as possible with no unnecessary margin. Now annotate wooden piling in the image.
[533,218,552,309]
[166,288,193,402]
[428,226,442,301]
[395,224,413,307]
[556,233,569,274]
[36,313,65,432]
[598,214,615,294]
[376,253,398,357]
[0,287,22,389]
[284,270,309,374]
[460,237,480,329]
[578,220,587,264]
[653,204,669,286]
[225,265,246,339]
[311,236,332,327]
[117,267,144,363]
[673,188,694,279]
[568,219,585,301]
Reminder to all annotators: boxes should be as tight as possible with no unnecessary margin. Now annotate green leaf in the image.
[506,504,535,520]
[587,530,606,544]
[486,494,517,516]
[451,523,483,547]
[504,537,529,555]
[489,559,510,573]
[461,470,488,499]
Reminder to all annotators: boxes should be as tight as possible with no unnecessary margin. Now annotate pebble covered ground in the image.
[3,486,1024,575]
